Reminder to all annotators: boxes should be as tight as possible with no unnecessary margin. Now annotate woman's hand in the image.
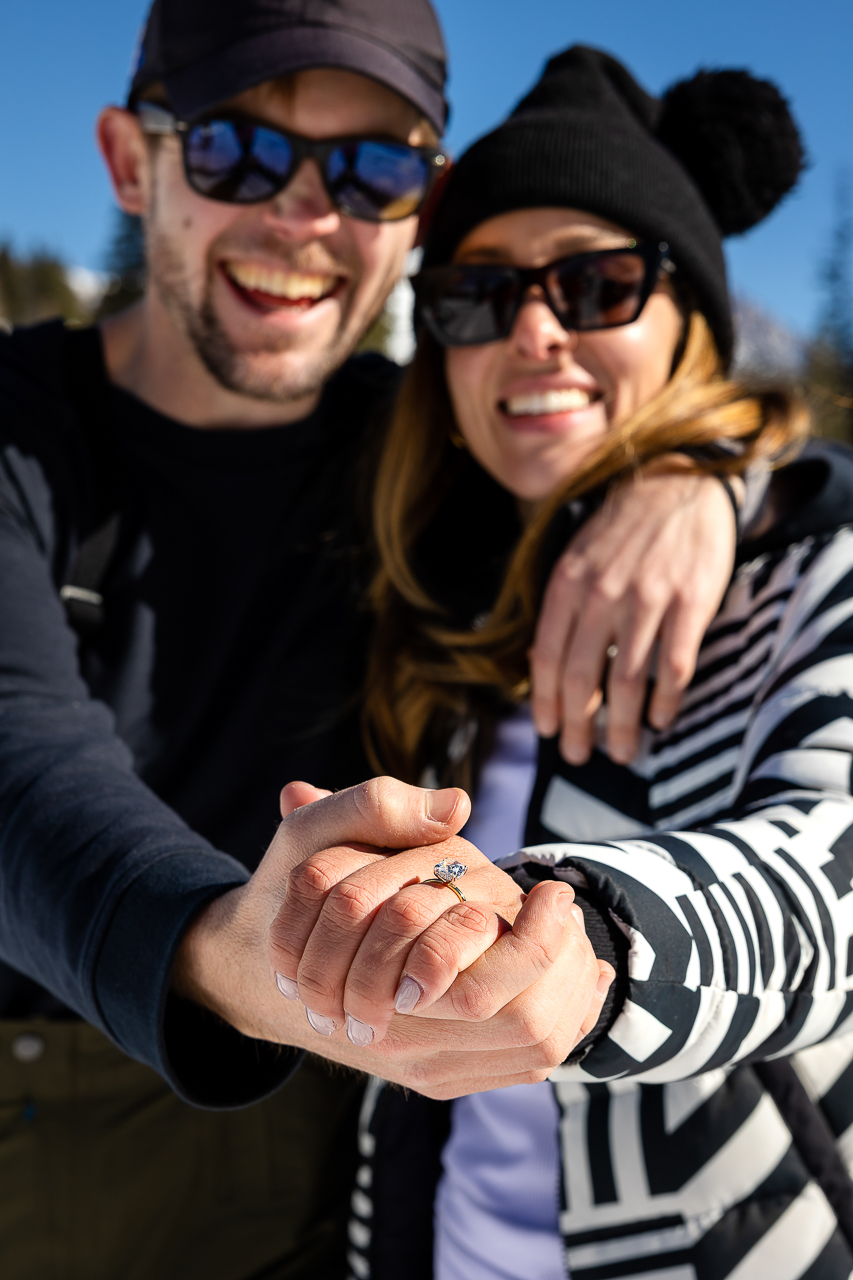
[270,829,527,1039]
[531,463,738,765]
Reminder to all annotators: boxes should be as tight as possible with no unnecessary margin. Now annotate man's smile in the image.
[222,260,342,311]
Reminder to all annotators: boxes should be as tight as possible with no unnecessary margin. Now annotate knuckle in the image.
[609,672,642,698]
[508,1006,549,1048]
[556,555,587,587]
[268,925,302,966]
[295,962,336,1005]
[666,655,694,687]
[449,975,498,1022]
[446,904,493,936]
[287,857,337,901]
[380,892,435,934]
[401,1058,436,1091]
[588,576,622,608]
[325,879,375,926]
[353,775,400,826]
[407,932,461,987]
[562,672,594,703]
[521,932,560,974]
[633,581,666,612]
[537,1033,566,1071]
[530,640,559,669]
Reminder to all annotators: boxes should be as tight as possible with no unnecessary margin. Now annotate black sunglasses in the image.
[137,104,446,222]
[414,244,672,346]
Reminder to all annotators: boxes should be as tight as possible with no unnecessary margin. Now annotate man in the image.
[0,1,740,1276]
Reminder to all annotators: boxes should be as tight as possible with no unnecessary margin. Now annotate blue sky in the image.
[0,0,849,335]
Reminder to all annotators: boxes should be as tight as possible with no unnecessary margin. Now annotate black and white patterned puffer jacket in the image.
[347,445,853,1280]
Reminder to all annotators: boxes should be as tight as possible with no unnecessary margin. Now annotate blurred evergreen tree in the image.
[0,244,89,326]
[95,211,146,319]
[807,172,853,441]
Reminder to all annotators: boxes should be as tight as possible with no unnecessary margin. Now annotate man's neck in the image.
[99,292,322,430]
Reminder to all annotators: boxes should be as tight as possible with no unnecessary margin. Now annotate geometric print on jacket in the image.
[348,457,853,1280]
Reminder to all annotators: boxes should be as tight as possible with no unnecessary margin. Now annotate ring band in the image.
[422,877,467,903]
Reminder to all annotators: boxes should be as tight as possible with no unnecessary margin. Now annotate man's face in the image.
[141,70,427,403]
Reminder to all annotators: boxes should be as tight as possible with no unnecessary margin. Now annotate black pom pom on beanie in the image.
[421,46,805,364]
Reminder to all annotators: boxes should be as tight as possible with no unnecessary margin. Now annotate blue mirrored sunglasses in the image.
[137,104,446,223]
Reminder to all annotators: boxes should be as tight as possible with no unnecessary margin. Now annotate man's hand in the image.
[172,778,613,1098]
[531,464,738,765]
[173,776,469,1044]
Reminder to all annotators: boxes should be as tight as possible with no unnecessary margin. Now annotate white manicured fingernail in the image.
[306,1008,337,1036]
[394,976,423,1014]
[275,973,299,1001]
[345,1014,375,1047]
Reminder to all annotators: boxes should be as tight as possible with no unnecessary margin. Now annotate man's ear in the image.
[96,107,151,217]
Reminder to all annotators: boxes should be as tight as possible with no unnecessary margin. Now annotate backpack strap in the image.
[59,325,121,636]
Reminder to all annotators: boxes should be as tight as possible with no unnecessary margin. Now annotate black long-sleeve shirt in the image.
[0,320,395,1104]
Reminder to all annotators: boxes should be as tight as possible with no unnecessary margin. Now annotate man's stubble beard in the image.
[146,222,375,405]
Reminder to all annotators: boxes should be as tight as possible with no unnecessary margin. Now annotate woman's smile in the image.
[498,379,604,434]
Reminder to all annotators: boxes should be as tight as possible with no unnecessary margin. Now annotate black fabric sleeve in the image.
[568,887,630,1063]
[0,393,298,1107]
[510,860,629,1060]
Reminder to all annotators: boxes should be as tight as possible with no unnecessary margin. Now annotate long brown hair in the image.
[364,311,809,788]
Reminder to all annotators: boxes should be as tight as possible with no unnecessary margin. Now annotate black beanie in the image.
[422,46,805,363]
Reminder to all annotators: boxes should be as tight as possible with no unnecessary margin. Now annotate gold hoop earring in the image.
[449,429,467,450]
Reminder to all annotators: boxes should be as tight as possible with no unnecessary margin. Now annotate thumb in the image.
[263,776,471,879]
[279,781,333,818]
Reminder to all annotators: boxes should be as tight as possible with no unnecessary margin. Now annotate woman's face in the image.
[445,208,684,501]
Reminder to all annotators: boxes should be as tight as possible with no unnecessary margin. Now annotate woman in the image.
[276,46,853,1279]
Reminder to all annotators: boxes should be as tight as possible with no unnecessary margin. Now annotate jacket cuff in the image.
[509,861,629,1059]
[93,849,300,1107]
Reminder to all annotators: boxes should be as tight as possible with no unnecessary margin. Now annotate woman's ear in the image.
[96,107,151,218]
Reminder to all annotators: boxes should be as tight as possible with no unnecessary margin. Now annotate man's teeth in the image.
[226,263,335,300]
[505,388,592,416]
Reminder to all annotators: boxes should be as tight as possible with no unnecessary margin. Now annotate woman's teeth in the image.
[226,262,335,301]
[504,388,592,416]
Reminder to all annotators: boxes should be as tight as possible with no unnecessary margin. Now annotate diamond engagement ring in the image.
[422,857,468,903]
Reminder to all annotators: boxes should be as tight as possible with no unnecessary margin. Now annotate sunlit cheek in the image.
[589,317,677,419]
[328,224,401,336]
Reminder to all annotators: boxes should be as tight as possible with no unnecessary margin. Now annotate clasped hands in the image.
[176,777,614,1099]
[271,778,615,1096]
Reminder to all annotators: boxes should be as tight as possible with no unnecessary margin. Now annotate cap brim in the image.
[161,26,447,133]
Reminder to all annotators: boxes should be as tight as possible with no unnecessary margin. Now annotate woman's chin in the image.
[488,417,607,500]
[497,451,598,504]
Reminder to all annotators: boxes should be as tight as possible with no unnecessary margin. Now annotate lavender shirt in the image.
[434,707,567,1280]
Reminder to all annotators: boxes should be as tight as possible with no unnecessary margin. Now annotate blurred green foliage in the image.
[0,244,88,326]
[94,211,145,319]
